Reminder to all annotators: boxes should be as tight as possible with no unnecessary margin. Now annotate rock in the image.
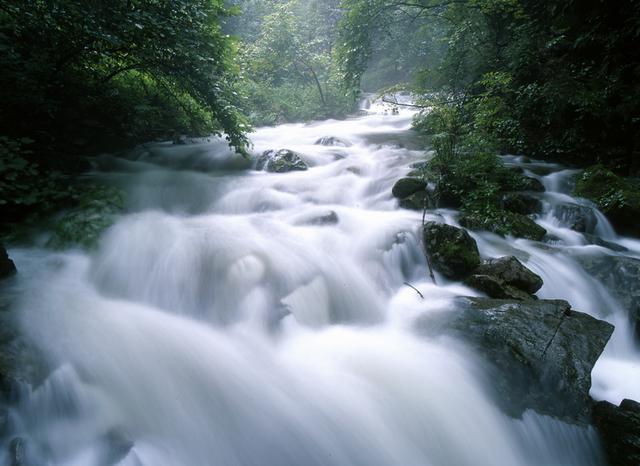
[552,202,598,233]
[417,298,614,422]
[399,191,430,211]
[423,222,481,280]
[315,136,351,147]
[459,211,547,241]
[593,399,640,466]
[256,149,308,173]
[392,177,427,199]
[464,274,534,301]
[474,256,543,294]
[582,233,628,252]
[501,193,543,215]
[0,245,16,279]
[574,254,640,338]
[520,176,546,192]
[304,211,339,226]
[8,437,25,466]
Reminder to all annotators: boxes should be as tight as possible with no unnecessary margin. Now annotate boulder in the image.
[304,211,339,226]
[459,211,547,241]
[0,245,16,279]
[399,191,430,211]
[552,202,598,233]
[575,254,640,338]
[392,177,426,199]
[474,256,543,294]
[256,149,308,173]
[520,176,546,192]
[464,274,533,301]
[315,136,351,147]
[501,193,543,215]
[423,222,481,280]
[593,399,640,466]
[417,298,614,422]
[582,233,628,252]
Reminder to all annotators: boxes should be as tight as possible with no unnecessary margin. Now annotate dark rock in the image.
[464,274,534,301]
[392,177,427,199]
[553,202,598,233]
[582,233,628,252]
[399,191,430,211]
[417,298,614,422]
[474,256,543,294]
[315,136,351,147]
[502,193,543,215]
[459,211,547,241]
[593,399,640,466]
[8,437,25,466]
[0,245,16,279]
[521,176,546,192]
[423,222,480,280]
[256,149,308,173]
[575,254,640,338]
[304,211,339,226]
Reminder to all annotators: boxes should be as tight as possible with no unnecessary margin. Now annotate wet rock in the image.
[464,274,533,301]
[399,191,430,211]
[304,211,339,226]
[593,399,640,466]
[392,177,426,199]
[315,136,351,147]
[465,256,543,300]
[582,233,628,252]
[417,298,614,422]
[501,193,543,215]
[256,149,308,173]
[8,437,25,466]
[459,211,547,241]
[474,256,543,294]
[98,429,135,466]
[423,222,480,280]
[575,254,640,338]
[0,245,16,279]
[520,176,545,192]
[553,202,598,233]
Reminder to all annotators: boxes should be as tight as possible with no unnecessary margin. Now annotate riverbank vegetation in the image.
[1,0,639,244]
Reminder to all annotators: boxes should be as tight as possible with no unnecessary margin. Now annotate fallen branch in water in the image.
[404,282,424,299]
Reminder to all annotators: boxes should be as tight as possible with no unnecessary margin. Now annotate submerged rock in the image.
[520,176,546,192]
[582,233,628,252]
[423,222,480,280]
[464,274,533,301]
[553,202,598,233]
[303,211,339,226]
[593,399,640,466]
[399,191,430,211]
[256,149,308,173]
[417,298,614,422]
[0,245,16,279]
[314,136,351,147]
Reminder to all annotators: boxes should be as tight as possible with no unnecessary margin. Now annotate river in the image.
[2,99,639,465]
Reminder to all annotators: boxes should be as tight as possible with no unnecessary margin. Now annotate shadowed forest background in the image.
[1,0,639,241]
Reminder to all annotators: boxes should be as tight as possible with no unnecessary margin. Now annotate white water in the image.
[3,98,637,465]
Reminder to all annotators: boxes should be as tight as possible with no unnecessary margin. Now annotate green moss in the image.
[460,210,547,241]
[574,165,640,236]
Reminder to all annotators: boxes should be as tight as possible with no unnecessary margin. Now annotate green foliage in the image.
[574,166,640,215]
[231,0,354,125]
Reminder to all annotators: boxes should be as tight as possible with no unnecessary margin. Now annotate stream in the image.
[2,99,639,465]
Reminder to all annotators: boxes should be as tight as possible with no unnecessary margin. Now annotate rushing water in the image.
[2,98,639,465]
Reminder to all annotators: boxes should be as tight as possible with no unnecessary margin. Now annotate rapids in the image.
[2,98,638,465]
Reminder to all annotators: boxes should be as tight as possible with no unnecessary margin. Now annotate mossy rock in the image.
[423,222,480,280]
[459,211,547,241]
[392,177,426,199]
[501,193,542,215]
[574,165,640,236]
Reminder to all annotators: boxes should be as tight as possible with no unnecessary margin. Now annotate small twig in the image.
[404,282,424,299]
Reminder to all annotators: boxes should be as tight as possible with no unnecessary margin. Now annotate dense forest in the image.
[1,0,639,238]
